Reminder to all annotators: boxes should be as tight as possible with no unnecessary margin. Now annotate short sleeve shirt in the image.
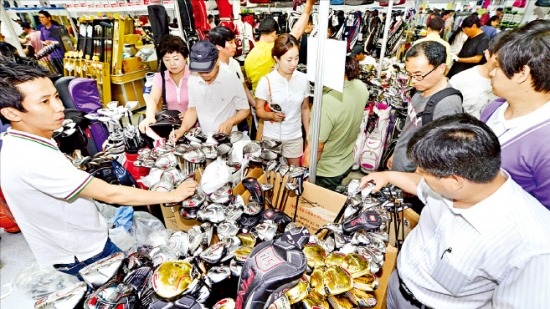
[0,129,108,267]
[255,70,308,140]
[187,67,249,134]
[153,67,191,112]
[244,41,275,93]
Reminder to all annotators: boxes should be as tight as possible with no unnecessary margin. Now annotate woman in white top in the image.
[255,34,310,166]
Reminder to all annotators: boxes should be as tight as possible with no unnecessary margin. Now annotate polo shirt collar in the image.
[6,128,58,150]
[197,68,225,86]
[272,68,299,81]
[453,170,513,234]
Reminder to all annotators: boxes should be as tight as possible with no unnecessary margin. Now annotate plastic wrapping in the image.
[130,211,166,249]
[14,264,79,300]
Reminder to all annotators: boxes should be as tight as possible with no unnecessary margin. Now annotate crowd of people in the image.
[2,4,550,307]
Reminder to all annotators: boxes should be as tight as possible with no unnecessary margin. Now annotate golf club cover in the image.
[242,177,265,205]
[235,227,309,309]
[342,210,382,234]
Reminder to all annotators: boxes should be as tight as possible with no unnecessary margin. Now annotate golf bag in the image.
[68,78,110,153]
[379,106,407,171]
[147,5,170,52]
[176,0,201,47]
[0,187,20,233]
[54,77,107,156]
[352,102,391,172]
[190,0,210,39]
[236,227,309,309]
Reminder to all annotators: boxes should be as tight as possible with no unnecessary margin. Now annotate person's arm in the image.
[80,178,197,205]
[138,75,162,132]
[301,96,311,140]
[302,141,324,167]
[244,82,256,108]
[218,109,250,134]
[456,55,483,64]
[219,78,251,134]
[491,254,550,308]
[289,0,315,40]
[360,171,422,195]
[170,107,198,143]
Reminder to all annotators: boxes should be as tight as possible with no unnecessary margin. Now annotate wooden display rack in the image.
[64,15,147,107]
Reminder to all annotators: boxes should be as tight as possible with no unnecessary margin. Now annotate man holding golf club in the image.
[360,114,550,308]
[0,60,197,278]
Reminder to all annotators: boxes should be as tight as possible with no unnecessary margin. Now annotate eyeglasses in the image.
[406,66,439,81]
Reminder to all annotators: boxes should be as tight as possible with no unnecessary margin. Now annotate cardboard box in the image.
[250,169,346,234]
[373,245,398,309]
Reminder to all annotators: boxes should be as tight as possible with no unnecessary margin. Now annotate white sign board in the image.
[306,37,347,93]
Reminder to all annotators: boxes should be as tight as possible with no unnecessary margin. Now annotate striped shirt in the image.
[397,172,550,308]
[1,129,108,267]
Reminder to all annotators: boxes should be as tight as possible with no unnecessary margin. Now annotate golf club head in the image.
[242,177,264,205]
[260,149,278,161]
[212,132,230,144]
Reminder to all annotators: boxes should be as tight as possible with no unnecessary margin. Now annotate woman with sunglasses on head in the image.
[139,35,191,133]
[255,34,310,166]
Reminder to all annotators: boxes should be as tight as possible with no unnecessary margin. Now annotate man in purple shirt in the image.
[481,20,550,210]
[38,10,64,74]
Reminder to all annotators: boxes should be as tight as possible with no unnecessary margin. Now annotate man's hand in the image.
[173,180,197,201]
[271,112,286,123]
[178,112,185,121]
[386,154,394,170]
[138,117,156,133]
[360,172,390,193]
[218,120,234,134]
[169,127,186,144]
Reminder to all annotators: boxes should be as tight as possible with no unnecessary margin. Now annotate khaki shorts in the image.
[263,136,303,159]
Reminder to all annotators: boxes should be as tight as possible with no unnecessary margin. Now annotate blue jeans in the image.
[53,238,121,280]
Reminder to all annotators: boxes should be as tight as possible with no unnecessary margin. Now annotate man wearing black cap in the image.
[170,41,250,140]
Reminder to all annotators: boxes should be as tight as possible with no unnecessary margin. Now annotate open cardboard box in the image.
[165,167,402,307]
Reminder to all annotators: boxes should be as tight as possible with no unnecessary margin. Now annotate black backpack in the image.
[417,88,463,125]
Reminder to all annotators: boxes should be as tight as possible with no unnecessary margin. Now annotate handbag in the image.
[256,76,275,141]
[148,70,182,138]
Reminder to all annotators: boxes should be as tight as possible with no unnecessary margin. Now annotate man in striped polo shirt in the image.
[0,61,197,278]
[361,114,550,308]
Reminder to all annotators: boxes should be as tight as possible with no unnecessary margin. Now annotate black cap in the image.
[350,44,365,57]
[189,41,219,72]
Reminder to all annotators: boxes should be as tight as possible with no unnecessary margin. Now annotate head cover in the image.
[189,41,219,72]
[350,44,365,57]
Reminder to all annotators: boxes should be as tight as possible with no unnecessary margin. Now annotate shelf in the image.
[111,68,148,84]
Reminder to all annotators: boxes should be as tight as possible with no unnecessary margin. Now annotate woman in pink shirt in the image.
[139,35,191,132]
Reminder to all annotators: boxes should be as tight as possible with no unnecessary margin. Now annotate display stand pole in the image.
[377,0,394,78]
[307,0,330,183]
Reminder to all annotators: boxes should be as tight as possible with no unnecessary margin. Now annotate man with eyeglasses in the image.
[388,41,463,173]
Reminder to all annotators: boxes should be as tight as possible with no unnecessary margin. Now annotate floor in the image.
[0,229,37,308]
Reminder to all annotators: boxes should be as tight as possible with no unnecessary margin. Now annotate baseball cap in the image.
[189,41,219,72]
[350,44,365,57]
